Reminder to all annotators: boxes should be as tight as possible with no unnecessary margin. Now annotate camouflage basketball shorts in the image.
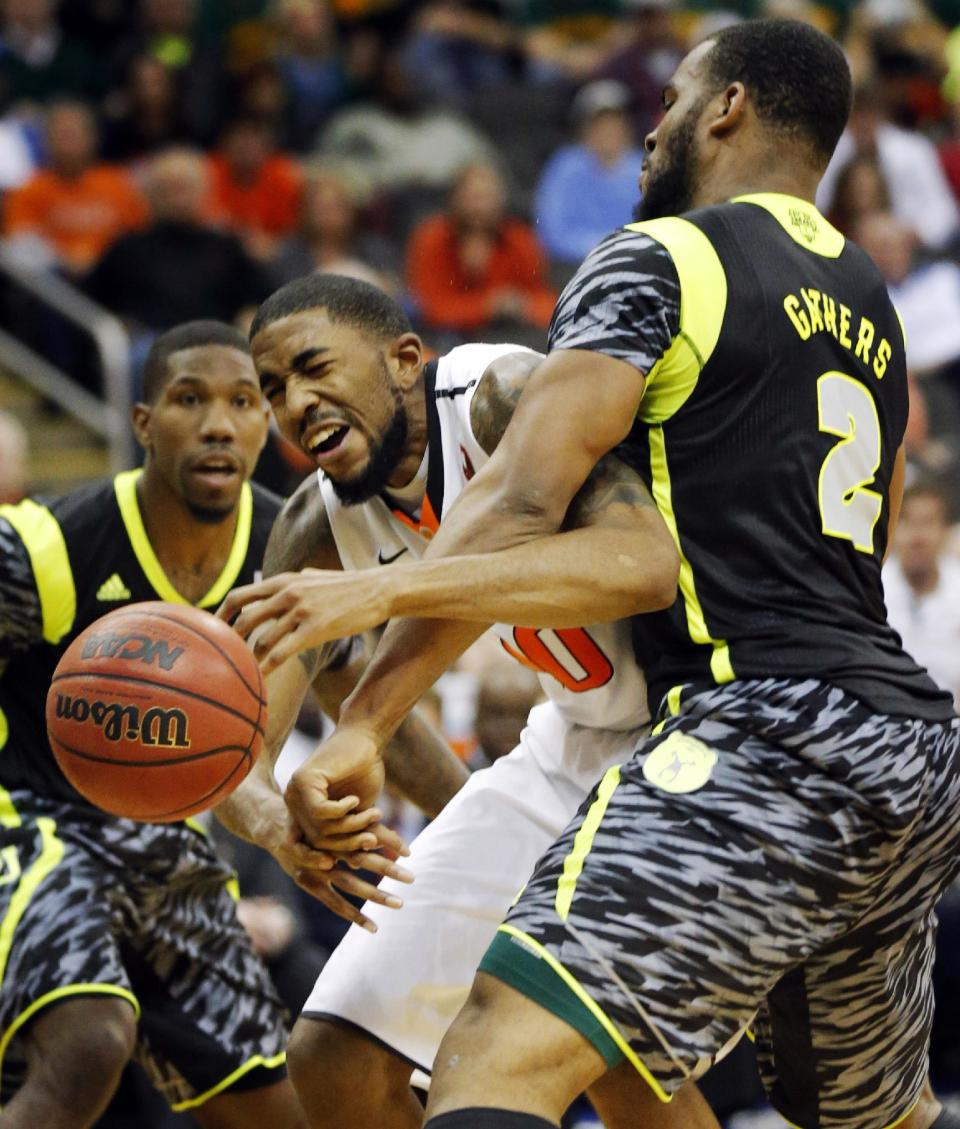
[0,789,288,1111]
[480,678,960,1129]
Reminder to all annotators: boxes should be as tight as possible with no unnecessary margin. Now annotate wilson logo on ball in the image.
[80,632,185,671]
[52,694,192,749]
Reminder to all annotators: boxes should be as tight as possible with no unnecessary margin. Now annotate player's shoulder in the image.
[456,345,543,456]
[39,476,120,535]
[262,473,340,576]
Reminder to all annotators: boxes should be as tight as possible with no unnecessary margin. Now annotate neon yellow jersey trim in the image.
[651,684,684,735]
[0,786,20,829]
[624,217,727,425]
[0,983,140,1106]
[0,817,64,987]
[170,1051,287,1111]
[731,193,845,259]
[113,470,253,608]
[498,924,670,1103]
[0,711,8,758]
[555,765,621,921]
[648,426,733,684]
[0,500,76,644]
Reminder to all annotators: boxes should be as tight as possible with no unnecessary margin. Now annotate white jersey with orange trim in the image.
[320,342,650,734]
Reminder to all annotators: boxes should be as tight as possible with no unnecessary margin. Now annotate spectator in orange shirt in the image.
[208,116,304,257]
[3,100,147,276]
[406,161,555,349]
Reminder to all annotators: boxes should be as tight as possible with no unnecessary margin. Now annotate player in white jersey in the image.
[219,275,711,1129]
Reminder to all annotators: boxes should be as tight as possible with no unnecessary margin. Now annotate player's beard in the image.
[330,399,409,507]
[634,98,705,222]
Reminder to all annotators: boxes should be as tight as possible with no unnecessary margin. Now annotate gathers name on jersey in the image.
[549,192,953,720]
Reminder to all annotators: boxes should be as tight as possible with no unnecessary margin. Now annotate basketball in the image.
[45,602,266,823]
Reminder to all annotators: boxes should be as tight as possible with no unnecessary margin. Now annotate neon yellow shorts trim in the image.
[170,1050,287,1111]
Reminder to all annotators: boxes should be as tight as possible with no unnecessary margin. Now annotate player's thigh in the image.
[478,681,913,1102]
[587,1065,721,1129]
[189,1077,306,1129]
[302,723,599,1072]
[0,802,135,1101]
[125,832,289,1115]
[427,972,609,1122]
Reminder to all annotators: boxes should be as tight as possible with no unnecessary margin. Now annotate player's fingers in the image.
[341,851,414,884]
[284,842,335,870]
[235,595,296,644]
[327,868,404,909]
[217,576,287,622]
[296,808,381,837]
[295,872,378,932]
[370,822,411,858]
[299,828,381,852]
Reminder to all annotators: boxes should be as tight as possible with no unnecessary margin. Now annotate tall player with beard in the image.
[226,21,960,1129]
[215,274,728,1129]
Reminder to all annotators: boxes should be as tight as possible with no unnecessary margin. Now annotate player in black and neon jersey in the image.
[0,321,459,1129]
[226,19,960,1129]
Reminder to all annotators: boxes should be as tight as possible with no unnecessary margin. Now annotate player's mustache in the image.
[299,406,358,439]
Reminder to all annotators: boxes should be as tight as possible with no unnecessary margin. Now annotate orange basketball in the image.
[46,602,266,822]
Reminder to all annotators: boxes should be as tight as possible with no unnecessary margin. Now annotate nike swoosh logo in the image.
[377,547,408,565]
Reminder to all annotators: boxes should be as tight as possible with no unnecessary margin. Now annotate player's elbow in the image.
[621,535,680,615]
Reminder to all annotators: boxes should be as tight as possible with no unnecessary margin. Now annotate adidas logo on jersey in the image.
[96,574,132,601]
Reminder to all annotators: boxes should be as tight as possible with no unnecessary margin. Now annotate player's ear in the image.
[390,332,424,391]
[131,401,152,450]
[708,81,747,138]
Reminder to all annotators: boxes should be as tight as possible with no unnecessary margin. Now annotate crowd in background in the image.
[3,0,960,1125]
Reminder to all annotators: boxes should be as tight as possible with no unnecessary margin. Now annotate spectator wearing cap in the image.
[3,100,148,276]
[533,78,643,272]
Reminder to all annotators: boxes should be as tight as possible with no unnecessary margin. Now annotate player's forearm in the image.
[378,522,676,628]
[385,710,470,817]
[213,753,286,847]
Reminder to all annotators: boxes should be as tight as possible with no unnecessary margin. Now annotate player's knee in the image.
[287,1017,410,1115]
[26,997,136,1112]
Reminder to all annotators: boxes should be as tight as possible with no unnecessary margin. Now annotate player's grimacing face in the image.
[145,345,268,523]
[252,309,406,493]
[636,41,714,221]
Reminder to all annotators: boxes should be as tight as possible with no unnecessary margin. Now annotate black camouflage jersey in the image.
[0,471,281,809]
[549,193,953,720]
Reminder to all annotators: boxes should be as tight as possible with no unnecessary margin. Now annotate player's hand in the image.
[218,569,397,676]
[294,850,412,933]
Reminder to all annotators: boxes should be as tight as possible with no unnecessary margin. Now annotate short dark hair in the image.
[249,274,412,343]
[902,478,954,523]
[141,321,250,403]
[703,19,852,165]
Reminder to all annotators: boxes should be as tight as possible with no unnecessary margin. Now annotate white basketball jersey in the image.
[320,343,649,731]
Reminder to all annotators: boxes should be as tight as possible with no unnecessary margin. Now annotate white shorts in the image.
[301,702,644,1071]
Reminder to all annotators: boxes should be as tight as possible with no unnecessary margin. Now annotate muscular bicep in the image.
[0,514,44,660]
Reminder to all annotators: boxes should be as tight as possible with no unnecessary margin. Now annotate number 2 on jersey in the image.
[817,372,883,554]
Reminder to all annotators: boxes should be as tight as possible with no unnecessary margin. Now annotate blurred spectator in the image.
[856,212,960,380]
[0,410,28,503]
[266,163,398,291]
[401,1,516,106]
[534,78,642,271]
[100,53,186,163]
[472,662,543,767]
[109,0,228,147]
[883,480,960,709]
[0,0,101,109]
[588,0,685,143]
[818,82,960,250]
[85,147,267,336]
[319,51,495,207]
[208,116,304,256]
[828,154,891,237]
[406,161,555,347]
[272,0,351,151]
[0,114,35,188]
[3,100,148,275]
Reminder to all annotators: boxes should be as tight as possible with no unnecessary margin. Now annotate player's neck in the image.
[692,149,822,209]
[136,470,241,591]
